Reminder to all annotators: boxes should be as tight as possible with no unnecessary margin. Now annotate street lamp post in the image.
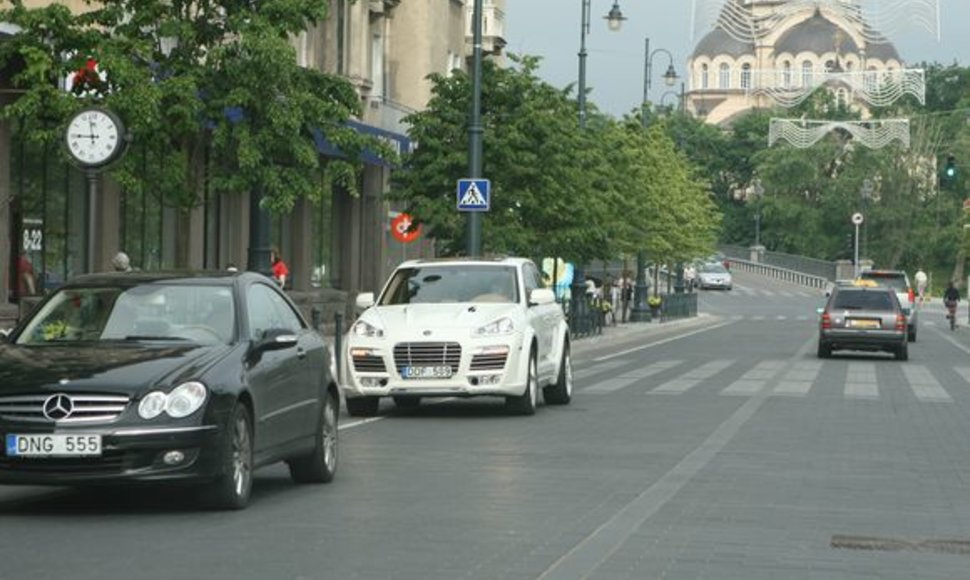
[750,178,765,247]
[860,178,874,261]
[630,36,679,323]
[465,0,485,257]
[572,0,625,325]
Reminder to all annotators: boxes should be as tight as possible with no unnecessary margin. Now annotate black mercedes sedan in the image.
[0,271,338,510]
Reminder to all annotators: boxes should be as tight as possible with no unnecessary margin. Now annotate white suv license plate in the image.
[6,434,102,457]
[402,366,454,379]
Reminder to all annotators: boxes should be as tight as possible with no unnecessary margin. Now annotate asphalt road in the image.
[4,271,970,579]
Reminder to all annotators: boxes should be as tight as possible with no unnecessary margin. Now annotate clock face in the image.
[65,109,123,167]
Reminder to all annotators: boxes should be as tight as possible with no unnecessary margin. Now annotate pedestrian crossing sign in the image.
[457,178,490,212]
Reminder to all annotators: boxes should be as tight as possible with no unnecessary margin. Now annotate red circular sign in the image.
[391,213,421,243]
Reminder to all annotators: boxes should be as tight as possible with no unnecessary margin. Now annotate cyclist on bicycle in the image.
[944,281,960,327]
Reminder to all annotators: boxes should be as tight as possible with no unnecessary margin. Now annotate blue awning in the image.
[313,120,412,166]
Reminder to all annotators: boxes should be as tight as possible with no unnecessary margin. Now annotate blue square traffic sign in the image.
[457,178,490,212]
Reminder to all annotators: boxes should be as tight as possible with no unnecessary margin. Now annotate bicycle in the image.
[945,299,958,331]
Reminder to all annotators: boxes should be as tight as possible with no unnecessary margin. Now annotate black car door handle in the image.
[297,347,307,359]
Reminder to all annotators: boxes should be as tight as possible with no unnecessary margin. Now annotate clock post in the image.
[63,107,127,272]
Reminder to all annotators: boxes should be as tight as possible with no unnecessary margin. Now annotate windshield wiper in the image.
[123,335,189,341]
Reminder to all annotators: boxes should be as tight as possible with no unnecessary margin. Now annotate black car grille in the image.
[352,354,387,373]
[470,352,508,371]
[393,342,462,374]
[0,394,130,424]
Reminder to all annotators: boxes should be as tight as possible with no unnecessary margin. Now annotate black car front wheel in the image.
[346,396,380,417]
[289,389,338,484]
[201,403,253,510]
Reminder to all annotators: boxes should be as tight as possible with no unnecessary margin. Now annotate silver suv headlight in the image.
[352,320,384,338]
[473,317,515,337]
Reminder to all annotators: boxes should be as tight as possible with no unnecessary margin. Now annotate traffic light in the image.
[945,154,957,180]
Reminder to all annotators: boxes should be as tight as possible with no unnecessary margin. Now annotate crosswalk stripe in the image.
[584,360,684,394]
[650,359,734,394]
[845,362,878,399]
[722,360,785,395]
[903,365,953,402]
[773,361,822,396]
[574,359,631,381]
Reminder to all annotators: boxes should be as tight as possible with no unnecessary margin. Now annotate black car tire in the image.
[289,388,338,484]
[543,343,572,405]
[346,396,380,417]
[506,348,537,416]
[392,396,421,409]
[817,341,832,359]
[908,325,917,342]
[201,403,253,510]
[896,342,909,361]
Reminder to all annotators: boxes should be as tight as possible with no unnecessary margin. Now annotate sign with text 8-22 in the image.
[457,178,490,212]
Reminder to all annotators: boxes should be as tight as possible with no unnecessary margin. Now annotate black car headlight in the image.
[138,382,208,420]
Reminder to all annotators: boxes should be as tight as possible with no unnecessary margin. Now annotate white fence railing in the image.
[727,258,829,290]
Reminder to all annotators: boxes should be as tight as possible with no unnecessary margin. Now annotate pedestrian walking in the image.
[915,268,928,303]
[271,248,289,288]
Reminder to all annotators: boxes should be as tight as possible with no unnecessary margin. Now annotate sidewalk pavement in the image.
[571,313,722,359]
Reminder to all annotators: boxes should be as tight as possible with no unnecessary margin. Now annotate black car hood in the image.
[0,342,231,396]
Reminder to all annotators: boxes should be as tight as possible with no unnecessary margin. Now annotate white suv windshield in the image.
[379,265,519,305]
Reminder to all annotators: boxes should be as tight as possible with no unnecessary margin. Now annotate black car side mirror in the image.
[254,328,299,352]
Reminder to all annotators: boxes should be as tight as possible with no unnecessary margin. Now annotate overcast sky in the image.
[503,0,970,118]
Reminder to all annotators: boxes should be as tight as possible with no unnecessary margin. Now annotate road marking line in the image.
[928,324,970,355]
[773,361,821,396]
[538,336,817,580]
[903,365,953,402]
[584,360,685,394]
[845,362,878,399]
[954,367,970,384]
[574,359,629,381]
[649,359,734,394]
[721,360,784,395]
[592,319,736,362]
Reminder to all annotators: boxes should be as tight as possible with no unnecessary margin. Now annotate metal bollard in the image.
[311,306,322,332]
[334,312,344,384]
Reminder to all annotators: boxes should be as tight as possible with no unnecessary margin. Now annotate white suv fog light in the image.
[361,377,385,388]
[477,374,502,385]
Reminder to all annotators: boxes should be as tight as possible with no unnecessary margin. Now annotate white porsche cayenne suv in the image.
[341,257,572,416]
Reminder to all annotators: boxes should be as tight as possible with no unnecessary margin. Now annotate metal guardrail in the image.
[564,296,605,339]
[721,244,837,281]
[659,292,698,322]
[727,258,829,289]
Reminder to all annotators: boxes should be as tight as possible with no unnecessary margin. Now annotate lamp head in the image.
[663,63,679,87]
[604,1,626,31]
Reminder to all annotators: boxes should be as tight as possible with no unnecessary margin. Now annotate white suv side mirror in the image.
[355,292,375,310]
[530,288,555,306]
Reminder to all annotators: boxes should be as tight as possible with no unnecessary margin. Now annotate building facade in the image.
[686,0,904,125]
[0,0,505,320]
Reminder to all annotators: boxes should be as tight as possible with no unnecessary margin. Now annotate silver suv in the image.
[858,270,918,342]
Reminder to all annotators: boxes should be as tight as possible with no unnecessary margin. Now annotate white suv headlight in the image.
[474,317,515,337]
[137,382,208,420]
[353,320,384,338]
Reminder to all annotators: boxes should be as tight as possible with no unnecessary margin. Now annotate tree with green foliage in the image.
[0,0,376,266]
[394,53,719,271]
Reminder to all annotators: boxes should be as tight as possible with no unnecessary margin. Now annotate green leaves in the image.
[392,53,718,266]
[0,0,377,222]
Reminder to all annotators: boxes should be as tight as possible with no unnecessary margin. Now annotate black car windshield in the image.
[831,289,896,311]
[15,283,235,346]
[379,265,519,305]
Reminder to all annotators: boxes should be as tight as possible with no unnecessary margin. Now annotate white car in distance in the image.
[341,257,572,416]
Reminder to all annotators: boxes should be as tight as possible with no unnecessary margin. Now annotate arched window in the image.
[782,61,792,88]
[801,60,814,87]
[718,63,731,89]
[741,63,752,90]
[701,64,709,89]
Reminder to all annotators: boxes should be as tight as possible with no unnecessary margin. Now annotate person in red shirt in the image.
[271,248,289,288]
[16,253,36,298]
